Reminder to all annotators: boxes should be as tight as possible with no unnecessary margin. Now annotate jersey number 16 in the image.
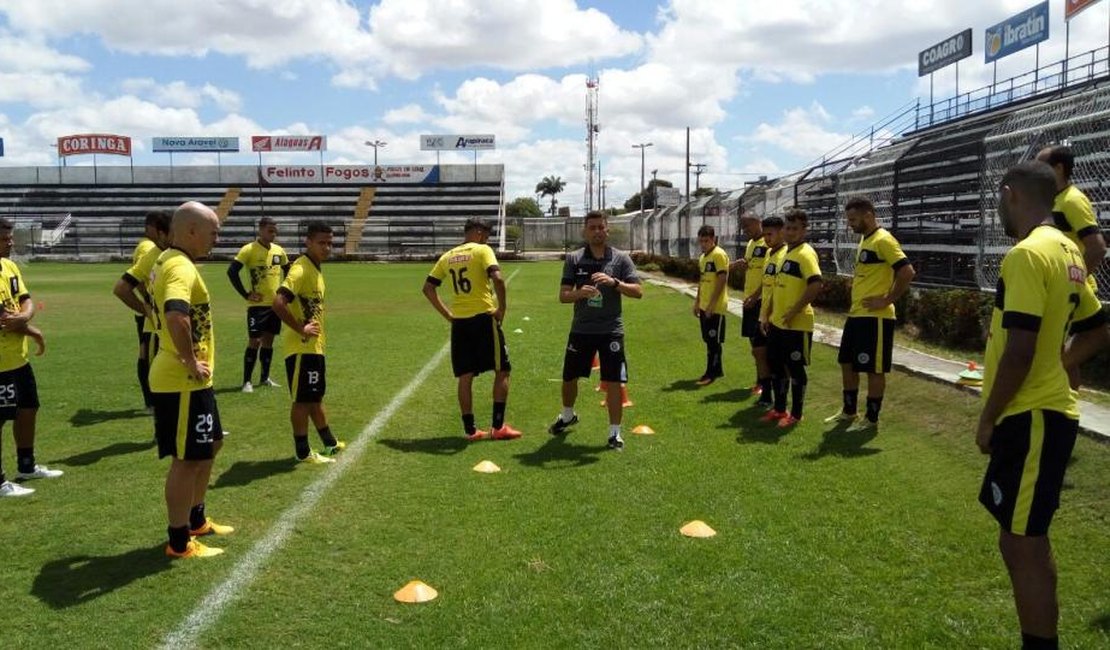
[449,268,472,294]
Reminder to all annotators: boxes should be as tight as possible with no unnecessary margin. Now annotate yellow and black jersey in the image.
[984,225,1106,421]
[698,246,729,313]
[132,237,157,267]
[123,244,164,333]
[427,242,500,319]
[851,228,910,318]
[759,245,787,321]
[1052,184,1101,292]
[743,237,769,300]
[278,256,326,356]
[769,242,821,331]
[0,258,31,372]
[234,241,289,305]
[150,248,215,392]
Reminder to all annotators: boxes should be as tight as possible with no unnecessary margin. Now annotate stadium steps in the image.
[215,187,241,224]
[344,187,376,255]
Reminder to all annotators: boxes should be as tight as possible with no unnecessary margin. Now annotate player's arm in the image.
[784,277,823,324]
[1080,231,1107,276]
[273,288,318,337]
[606,255,643,300]
[1,270,34,328]
[864,259,916,310]
[112,273,148,316]
[490,267,507,323]
[976,328,1036,453]
[422,277,455,322]
[226,260,253,300]
[1069,194,1107,275]
[164,301,209,380]
[1063,283,1110,388]
[706,264,728,315]
[559,257,596,303]
[693,281,702,317]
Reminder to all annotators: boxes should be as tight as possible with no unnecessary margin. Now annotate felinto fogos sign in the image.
[259,165,439,185]
[918,29,973,76]
[985,1,1050,64]
[420,134,496,151]
[251,135,327,152]
[57,133,132,157]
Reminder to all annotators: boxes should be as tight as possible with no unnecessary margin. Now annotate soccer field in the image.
[2,260,1108,648]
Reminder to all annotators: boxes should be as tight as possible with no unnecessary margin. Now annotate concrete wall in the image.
[0,164,503,186]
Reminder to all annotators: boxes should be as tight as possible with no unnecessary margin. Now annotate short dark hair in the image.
[584,210,608,224]
[144,210,172,234]
[697,225,716,238]
[464,217,492,233]
[762,216,784,229]
[0,217,12,232]
[258,217,277,229]
[843,196,875,214]
[1001,161,1058,212]
[1039,145,1075,180]
[305,221,333,238]
[784,208,808,227]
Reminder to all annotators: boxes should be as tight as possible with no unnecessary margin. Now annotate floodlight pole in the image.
[364,139,387,165]
[632,142,653,216]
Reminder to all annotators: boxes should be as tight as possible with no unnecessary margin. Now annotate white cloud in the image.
[0,72,84,108]
[120,79,243,112]
[0,30,90,73]
[383,104,432,125]
[748,102,851,160]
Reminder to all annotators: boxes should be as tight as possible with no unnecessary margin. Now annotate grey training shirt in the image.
[561,246,640,335]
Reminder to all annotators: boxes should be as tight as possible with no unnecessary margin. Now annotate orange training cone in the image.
[591,353,600,371]
[595,380,607,393]
[632,425,655,435]
[472,460,501,473]
[394,580,439,603]
[599,384,634,408]
[680,521,717,538]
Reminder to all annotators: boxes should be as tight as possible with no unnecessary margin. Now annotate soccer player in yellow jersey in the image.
[976,161,1109,650]
[423,218,521,441]
[273,222,345,464]
[116,210,171,409]
[228,217,290,393]
[1035,145,1106,290]
[732,213,772,399]
[149,202,232,558]
[825,196,915,430]
[760,209,822,428]
[693,225,729,385]
[0,218,61,498]
[756,216,785,410]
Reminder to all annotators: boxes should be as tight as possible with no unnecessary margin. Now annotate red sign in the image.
[251,135,327,152]
[56,134,132,157]
[1066,0,1103,20]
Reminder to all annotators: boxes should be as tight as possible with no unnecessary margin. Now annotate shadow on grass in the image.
[214,385,250,396]
[801,423,881,460]
[1091,613,1110,632]
[32,545,172,609]
[52,440,155,467]
[514,434,608,469]
[213,459,297,488]
[378,436,468,456]
[661,379,703,393]
[702,388,751,404]
[68,408,148,428]
[723,404,788,445]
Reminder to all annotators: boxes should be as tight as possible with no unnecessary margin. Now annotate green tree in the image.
[535,175,567,217]
[693,186,717,199]
[505,196,543,219]
[623,178,673,212]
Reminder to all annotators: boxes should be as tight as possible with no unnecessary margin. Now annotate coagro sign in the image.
[259,165,439,185]
[985,1,1050,64]
[420,134,496,151]
[57,134,132,157]
[918,29,973,76]
[152,137,239,152]
[251,135,327,152]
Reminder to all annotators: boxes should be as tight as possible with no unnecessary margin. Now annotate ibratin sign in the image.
[258,165,440,185]
[57,134,133,157]
[985,1,1050,64]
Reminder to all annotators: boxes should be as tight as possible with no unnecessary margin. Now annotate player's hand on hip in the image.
[493,307,505,323]
[732,259,749,272]
[247,291,262,303]
[975,416,994,454]
[862,295,890,310]
[302,321,321,337]
[189,359,212,381]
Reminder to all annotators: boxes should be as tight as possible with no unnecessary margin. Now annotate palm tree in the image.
[535,175,566,217]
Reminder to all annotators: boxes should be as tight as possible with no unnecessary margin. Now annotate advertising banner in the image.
[985,1,1050,64]
[1066,0,1103,20]
[656,187,682,208]
[251,135,327,152]
[57,134,133,157]
[259,165,439,185]
[918,29,973,76]
[420,134,496,151]
[152,136,239,152]
[0,138,4,157]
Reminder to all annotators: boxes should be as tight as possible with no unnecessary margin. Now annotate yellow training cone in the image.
[632,425,655,435]
[394,580,438,603]
[680,520,717,538]
[472,460,501,473]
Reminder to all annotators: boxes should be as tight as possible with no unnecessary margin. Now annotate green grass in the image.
[3,261,1109,648]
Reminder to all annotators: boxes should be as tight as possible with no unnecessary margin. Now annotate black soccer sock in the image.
[758,376,773,400]
[259,347,274,381]
[843,389,859,415]
[707,343,723,378]
[1021,633,1058,650]
[137,357,152,407]
[167,525,191,553]
[294,435,311,460]
[189,503,206,531]
[16,448,34,473]
[865,396,884,423]
[243,348,258,384]
[462,413,476,436]
[492,402,506,430]
[317,426,338,447]
[790,381,807,419]
[773,377,789,413]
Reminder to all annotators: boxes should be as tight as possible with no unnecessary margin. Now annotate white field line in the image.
[160,268,520,649]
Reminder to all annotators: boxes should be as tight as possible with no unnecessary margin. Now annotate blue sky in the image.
[0,0,1108,211]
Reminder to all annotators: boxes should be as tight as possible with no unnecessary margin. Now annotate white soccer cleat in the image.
[15,465,63,480]
[241,382,254,393]
[260,378,281,388]
[0,480,35,497]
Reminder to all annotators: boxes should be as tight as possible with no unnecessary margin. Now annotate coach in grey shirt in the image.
[548,210,643,450]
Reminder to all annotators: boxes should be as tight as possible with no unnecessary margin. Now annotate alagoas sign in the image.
[251,135,327,152]
[918,29,973,76]
[985,1,1050,64]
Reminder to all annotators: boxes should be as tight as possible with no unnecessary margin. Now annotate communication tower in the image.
[585,73,599,212]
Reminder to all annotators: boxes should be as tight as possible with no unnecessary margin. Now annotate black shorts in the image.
[0,363,39,421]
[451,312,511,378]
[979,409,1077,537]
[563,332,629,383]
[699,312,726,345]
[152,388,224,460]
[767,326,812,369]
[286,353,326,403]
[741,305,766,347]
[838,317,895,374]
[247,306,282,337]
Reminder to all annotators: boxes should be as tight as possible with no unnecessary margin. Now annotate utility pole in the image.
[651,169,658,211]
[685,127,690,202]
[692,163,707,194]
[632,142,653,216]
